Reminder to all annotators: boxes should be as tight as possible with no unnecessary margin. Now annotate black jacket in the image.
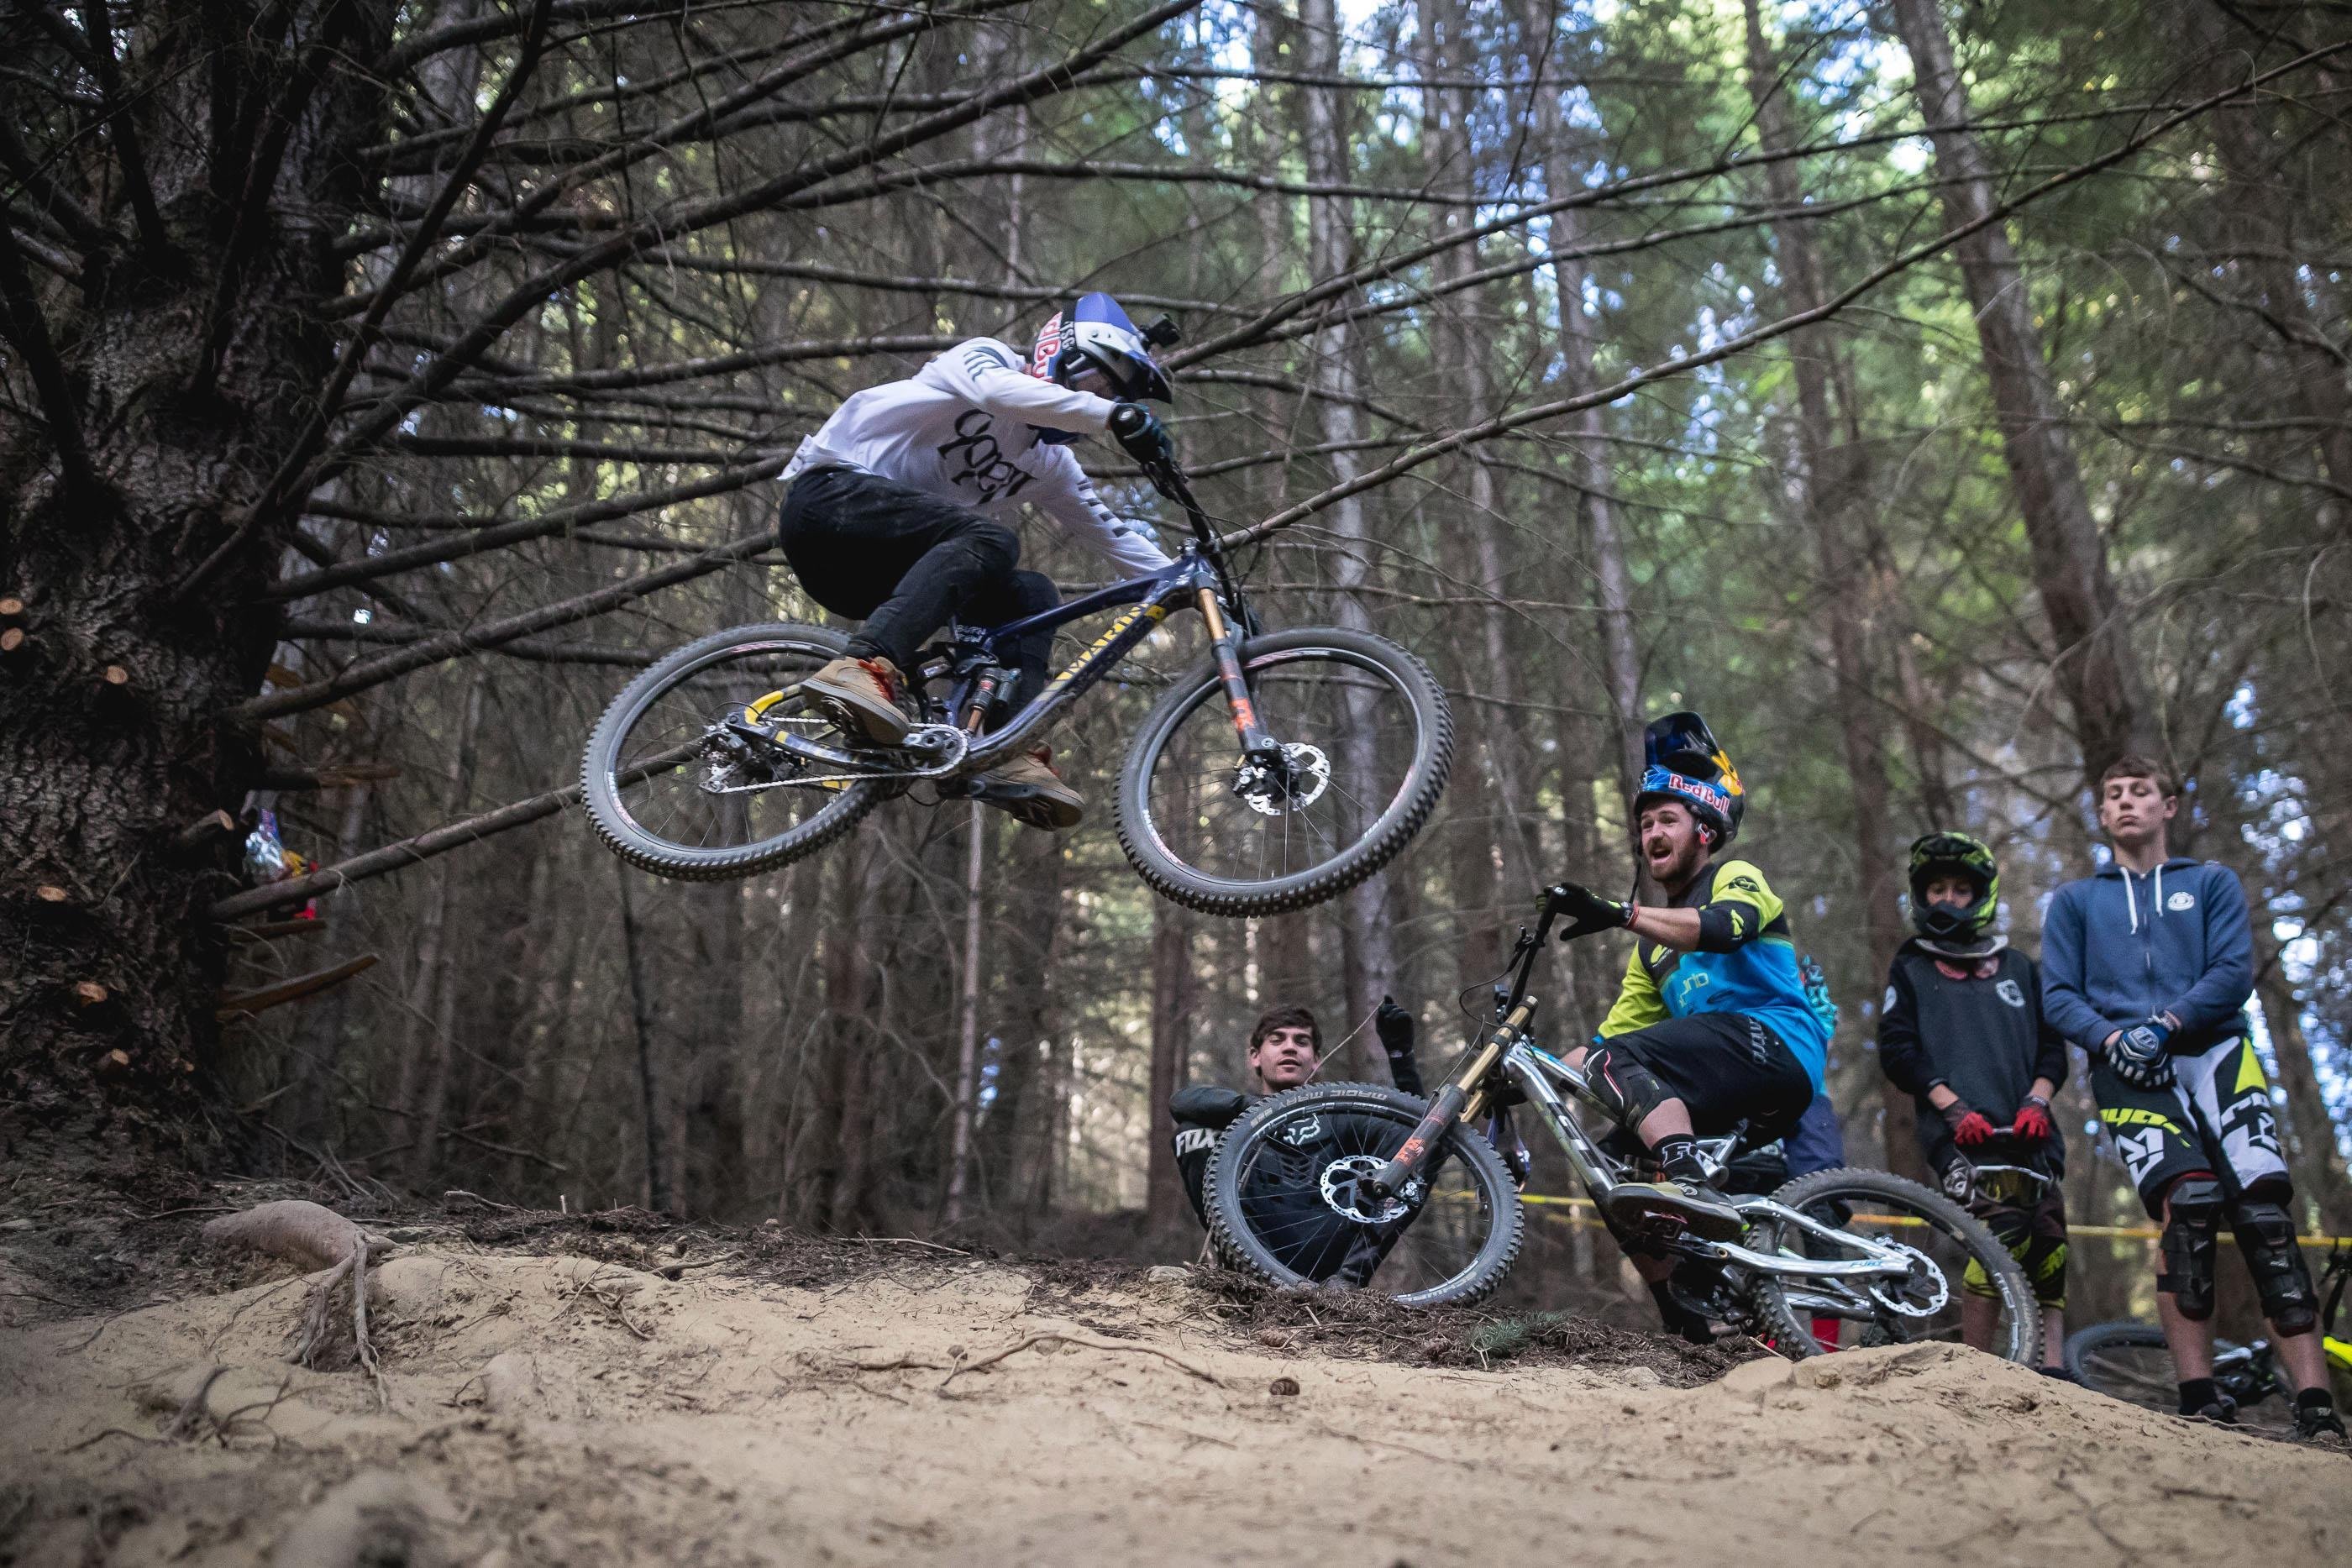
[1878,942,2068,1174]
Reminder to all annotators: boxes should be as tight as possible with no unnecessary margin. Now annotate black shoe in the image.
[2181,1393,2239,1426]
[2294,1399,2348,1443]
[1604,1176,1746,1242]
[2036,1365,2085,1386]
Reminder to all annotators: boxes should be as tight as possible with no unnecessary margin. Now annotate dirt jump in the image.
[3,1196,2344,1566]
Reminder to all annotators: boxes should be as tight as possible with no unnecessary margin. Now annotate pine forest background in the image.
[7,0,2352,1332]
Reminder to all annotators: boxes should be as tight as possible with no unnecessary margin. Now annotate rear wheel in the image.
[1203,1083,1522,1309]
[1747,1167,2042,1364]
[582,622,885,881]
[1114,628,1452,917]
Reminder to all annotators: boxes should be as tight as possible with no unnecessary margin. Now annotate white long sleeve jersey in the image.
[783,338,1174,577]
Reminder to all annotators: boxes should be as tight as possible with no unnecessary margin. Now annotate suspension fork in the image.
[1362,998,1538,1200]
[1196,587,1279,755]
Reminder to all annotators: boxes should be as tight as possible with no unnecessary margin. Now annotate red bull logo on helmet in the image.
[1641,765,1731,821]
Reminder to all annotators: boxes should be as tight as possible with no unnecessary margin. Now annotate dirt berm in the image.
[3,1230,2344,1565]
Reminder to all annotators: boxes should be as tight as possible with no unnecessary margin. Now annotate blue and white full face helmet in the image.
[1028,291,1176,404]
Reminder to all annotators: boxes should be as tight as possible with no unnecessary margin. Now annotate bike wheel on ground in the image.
[1203,1082,1521,1309]
[1747,1167,2042,1365]
[2066,1323,2299,1435]
[1115,628,1452,917]
[583,622,885,881]
[2065,1322,2176,1411]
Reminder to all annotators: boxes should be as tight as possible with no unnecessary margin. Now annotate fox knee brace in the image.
[1583,1046,1670,1136]
[2159,1176,2224,1321]
[2233,1198,2318,1334]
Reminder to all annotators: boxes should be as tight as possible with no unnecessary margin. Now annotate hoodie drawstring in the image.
[2124,866,2139,933]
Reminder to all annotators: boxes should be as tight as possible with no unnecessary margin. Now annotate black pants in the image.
[1597,1012,1814,1142]
[777,467,1058,693]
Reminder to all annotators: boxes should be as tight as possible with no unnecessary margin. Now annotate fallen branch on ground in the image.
[937,1331,1221,1391]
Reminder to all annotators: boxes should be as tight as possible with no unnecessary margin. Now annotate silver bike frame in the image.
[1499,1041,1915,1285]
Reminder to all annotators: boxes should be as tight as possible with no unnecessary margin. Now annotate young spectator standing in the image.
[1877,833,2071,1372]
[2043,758,2344,1438]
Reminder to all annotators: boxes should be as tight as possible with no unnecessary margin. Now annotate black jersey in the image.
[1878,942,2069,1173]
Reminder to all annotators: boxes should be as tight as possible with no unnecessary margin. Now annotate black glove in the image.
[1546,880,1635,941]
[1375,994,1415,1057]
[2106,1020,2175,1091]
[1108,401,1174,465]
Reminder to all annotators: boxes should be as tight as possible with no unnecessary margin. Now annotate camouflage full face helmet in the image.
[1908,831,1999,944]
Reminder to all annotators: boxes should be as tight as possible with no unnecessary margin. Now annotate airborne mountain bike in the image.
[1203,888,2043,1362]
[581,453,1452,916]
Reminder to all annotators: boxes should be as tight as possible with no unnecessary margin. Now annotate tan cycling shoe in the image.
[1603,1176,1747,1243]
[976,747,1084,831]
[801,655,915,743]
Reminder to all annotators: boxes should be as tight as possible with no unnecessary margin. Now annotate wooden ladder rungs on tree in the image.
[215,954,378,1021]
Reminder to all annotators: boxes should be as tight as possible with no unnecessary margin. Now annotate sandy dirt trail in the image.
[2,1240,2345,1566]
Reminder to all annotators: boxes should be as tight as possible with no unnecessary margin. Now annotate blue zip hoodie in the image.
[2040,857,2254,1055]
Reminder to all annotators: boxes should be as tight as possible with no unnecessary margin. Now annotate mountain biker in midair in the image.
[1877,832,2073,1373]
[1168,1000,1426,1281]
[774,292,1179,830]
[1545,712,1830,1339]
[2042,754,2345,1440]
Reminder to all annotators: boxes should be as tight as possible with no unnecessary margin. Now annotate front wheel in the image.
[1114,627,1452,917]
[1746,1167,2042,1365]
[1204,1083,1522,1309]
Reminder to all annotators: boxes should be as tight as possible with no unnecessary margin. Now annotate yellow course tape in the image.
[1509,1192,2349,1247]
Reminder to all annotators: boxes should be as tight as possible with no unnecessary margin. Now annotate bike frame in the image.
[768,459,1284,779]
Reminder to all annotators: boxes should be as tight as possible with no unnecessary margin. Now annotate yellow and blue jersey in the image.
[1596,858,1830,1093]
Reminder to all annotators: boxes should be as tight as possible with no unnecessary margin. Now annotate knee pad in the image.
[2233,1198,2318,1334]
[2158,1175,2224,1321]
[1583,1046,1671,1135]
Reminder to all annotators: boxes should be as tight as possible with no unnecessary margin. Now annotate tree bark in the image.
[0,1,400,1171]
[1297,0,1399,1059]
[1883,0,2154,781]
[1520,0,1643,823]
[1746,0,1921,1181]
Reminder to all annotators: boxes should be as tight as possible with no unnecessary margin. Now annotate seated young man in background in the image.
[1168,1000,1422,1277]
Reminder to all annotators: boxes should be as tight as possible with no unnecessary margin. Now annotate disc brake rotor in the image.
[1319,1154,1411,1225]
[1864,1240,1950,1319]
[1235,742,1332,816]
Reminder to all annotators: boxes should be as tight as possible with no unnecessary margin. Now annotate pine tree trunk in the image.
[1746,0,1921,1181]
[1883,0,2154,779]
[0,2,399,1173]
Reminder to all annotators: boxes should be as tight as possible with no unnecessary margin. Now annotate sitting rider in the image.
[1877,831,2072,1374]
[1546,712,1830,1338]
[2042,754,2344,1439]
[1168,1000,1424,1280]
[775,292,1179,830]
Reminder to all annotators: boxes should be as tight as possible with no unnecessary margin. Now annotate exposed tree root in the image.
[204,1201,391,1403]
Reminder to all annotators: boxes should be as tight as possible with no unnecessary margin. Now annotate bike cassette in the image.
[1864,1241,1949,1318]
[1320,1155,1415,1225]
[1233,742,1331,816]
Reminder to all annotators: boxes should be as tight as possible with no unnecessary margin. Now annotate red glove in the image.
[2013,1097,2053,1143]
[1949,1109,1996,1147]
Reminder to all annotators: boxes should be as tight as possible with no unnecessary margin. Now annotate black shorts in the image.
[2091,1036,2290,1219]
[1599,1012,1814,1143]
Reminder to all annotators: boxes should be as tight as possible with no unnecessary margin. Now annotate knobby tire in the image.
[1203,1082,1523,1309]
[582,621,884,881]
